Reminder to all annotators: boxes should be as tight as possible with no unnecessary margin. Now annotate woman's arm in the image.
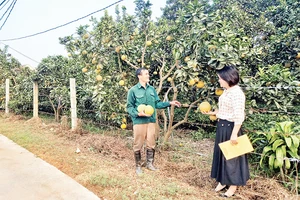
[230,124,242,144]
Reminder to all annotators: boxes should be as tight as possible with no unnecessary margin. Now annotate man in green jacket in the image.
[127,68,181,175]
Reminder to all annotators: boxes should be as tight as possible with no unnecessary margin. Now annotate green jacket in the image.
[127,82,171,125]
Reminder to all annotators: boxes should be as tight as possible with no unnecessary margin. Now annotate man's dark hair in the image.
[136,68,147,78]
[216,65,240,87]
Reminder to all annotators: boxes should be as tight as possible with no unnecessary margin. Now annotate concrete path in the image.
[0,134,100,200]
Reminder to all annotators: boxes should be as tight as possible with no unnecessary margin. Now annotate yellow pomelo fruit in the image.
[97,64,102,69]
[184,56,190,62]
[96,75,103,81]
[95,69,101,74]
[83,33,89,39]
[119,80,125,86]
[137,104,146,113]
[209,115,217,121]
[189,79,196,86]
[215,88,224,96]
[153,71,158,75]
[122,118,127,123]
[115,46,121,53]
[82,50,87,55]
[121,55,127,61]
[82,68,88,73]
[146,41,152,46]
[144,105,154,115]
[121,123,127,129]
[196,81,205,88]
[199,102,211,112]
[166,35,173,41]
[167,77,172,82]
[92,58,97,64]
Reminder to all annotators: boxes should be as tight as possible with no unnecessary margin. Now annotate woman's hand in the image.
[230,134,238,145]
[230,125,241,145]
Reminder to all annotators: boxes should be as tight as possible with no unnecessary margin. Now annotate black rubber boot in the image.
[146,148,158,171]
[134,151,143,175]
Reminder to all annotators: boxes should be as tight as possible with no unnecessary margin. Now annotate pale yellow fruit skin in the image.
[146,41,152,46]
[96,75,103,81]
[199,102,211,112]
[137,104,146,113]
[82,68,88,73]
[209,115,217,121]
[196,81,205,88]
[144,105,154,115]
[119,80,125,86]
[215,88,224,96]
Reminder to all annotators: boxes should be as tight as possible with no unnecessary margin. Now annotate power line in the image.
[0,0,124,42]
[0,0,9,10]
[0,41,40,64]
[0,0,14,21]
[0,0,17,30]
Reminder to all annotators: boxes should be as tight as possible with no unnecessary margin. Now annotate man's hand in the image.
[138,112,151,117]
[170,100,181,107]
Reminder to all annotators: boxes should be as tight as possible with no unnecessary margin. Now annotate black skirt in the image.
[211,119,250,185]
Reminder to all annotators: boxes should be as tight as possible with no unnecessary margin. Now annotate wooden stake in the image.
[5,79,9,114]
[70,78,77,130]
[33,82,38,118]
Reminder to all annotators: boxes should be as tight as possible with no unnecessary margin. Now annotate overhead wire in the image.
[0,0,10,11]
[0,0,17,30]
[0,41,40,64]
[0,0,124,41]
[0,0,13,21]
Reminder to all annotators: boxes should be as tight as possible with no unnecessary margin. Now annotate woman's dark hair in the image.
[136,68,147,78]
[216,65,240,87]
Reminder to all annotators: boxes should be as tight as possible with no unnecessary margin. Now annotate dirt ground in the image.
[0,113,298,200]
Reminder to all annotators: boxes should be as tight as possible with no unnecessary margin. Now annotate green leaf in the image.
[274,159,279,169]
[287,150,299,159]
[281,145,286,157]
[284,137,292,148]
[272,139,284,151]
[262,146,272,154]
[284,159,291,169]
[290,135,299,148]
[268,154,275,170]
[283,121,294,133]
[269,134,279,144]
[275,148,284,168]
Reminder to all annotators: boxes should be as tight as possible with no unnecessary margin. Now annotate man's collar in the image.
[137,82,149,88]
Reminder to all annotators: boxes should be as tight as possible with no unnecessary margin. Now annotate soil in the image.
[0,113,298,200]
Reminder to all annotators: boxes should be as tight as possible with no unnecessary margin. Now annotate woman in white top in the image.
[202,65,250,198]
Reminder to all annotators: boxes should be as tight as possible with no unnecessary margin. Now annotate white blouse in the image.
[216,85,245,125]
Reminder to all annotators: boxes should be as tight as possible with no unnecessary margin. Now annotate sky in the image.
[0,0,166,69]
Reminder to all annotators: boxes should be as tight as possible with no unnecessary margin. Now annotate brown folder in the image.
[218,134,254,160]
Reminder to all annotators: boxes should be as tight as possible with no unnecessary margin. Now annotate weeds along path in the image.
[0,114,296,200]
